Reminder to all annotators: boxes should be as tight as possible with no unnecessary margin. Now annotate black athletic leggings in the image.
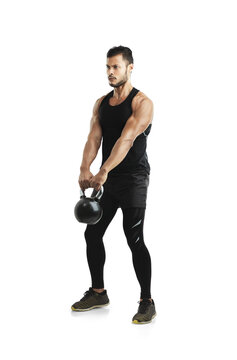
[84,203,152,299]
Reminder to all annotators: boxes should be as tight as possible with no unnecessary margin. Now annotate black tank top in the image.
[99,87,152,176]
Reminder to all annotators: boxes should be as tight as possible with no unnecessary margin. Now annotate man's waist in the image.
[108,169,149,178]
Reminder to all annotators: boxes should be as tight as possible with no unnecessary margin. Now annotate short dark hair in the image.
[107,46,134,65]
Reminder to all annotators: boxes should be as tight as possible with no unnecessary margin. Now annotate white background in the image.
[0,0,236,359]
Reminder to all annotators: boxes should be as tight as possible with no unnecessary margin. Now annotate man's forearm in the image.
[80,138,101,170]
[101,137,133,173]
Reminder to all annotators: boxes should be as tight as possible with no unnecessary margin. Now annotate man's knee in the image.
[122,207,146,250]
[84,226,103,244]
[123,222,145,250]
[84,227,96,243]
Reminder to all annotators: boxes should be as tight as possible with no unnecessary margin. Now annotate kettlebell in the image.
[74,186,104,225]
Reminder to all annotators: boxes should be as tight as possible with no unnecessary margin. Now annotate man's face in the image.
[106,54,133,88]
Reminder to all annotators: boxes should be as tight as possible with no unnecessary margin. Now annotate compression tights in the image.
[84,206,152,299]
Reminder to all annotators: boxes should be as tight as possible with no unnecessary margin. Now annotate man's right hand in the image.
[78,169,94,191]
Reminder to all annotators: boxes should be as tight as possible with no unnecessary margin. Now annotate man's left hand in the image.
[89,169,108,191]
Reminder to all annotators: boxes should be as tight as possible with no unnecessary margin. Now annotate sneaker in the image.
[132,298,157,324]
[71,287,110,311]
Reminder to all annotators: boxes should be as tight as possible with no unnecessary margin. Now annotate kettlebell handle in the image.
[80,186,104,201]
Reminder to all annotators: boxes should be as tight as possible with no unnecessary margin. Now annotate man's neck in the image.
[113,83,133,100]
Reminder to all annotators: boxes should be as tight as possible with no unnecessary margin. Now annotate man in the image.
[71,45,156,324]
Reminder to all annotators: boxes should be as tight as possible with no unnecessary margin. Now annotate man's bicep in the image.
[88,98,103,145]
[120,99,153,142]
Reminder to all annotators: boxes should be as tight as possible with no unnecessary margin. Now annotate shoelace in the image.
[80,289,94,301]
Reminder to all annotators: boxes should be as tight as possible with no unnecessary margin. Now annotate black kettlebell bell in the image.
[74,186,104,225]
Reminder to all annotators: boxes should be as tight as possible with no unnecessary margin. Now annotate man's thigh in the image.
[85,185,119,237]
[106,171,150,209]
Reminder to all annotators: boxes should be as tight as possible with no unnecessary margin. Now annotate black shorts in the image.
[101,170,150,209]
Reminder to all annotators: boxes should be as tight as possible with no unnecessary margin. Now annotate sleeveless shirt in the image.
[98,87,152,177]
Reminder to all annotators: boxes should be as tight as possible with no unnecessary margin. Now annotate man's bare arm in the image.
[80,97,104,171]
[100,98,153,174]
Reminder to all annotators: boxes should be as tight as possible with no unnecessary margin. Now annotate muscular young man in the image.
[71,45,156,324]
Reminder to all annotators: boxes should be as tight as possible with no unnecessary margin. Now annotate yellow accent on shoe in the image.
[71,302,110,312]
[132,312,157,324]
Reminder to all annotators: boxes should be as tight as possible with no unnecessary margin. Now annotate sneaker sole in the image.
[132,312,157,324]
[71,301,110,312]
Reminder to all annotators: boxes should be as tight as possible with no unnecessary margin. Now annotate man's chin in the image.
[108,81,119,88]
[108,80,126,88]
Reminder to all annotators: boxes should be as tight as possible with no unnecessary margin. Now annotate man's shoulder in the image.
[93,91,111,113]
[98,91,111,103]
[132,90,153,111]
[136,90,153,103]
